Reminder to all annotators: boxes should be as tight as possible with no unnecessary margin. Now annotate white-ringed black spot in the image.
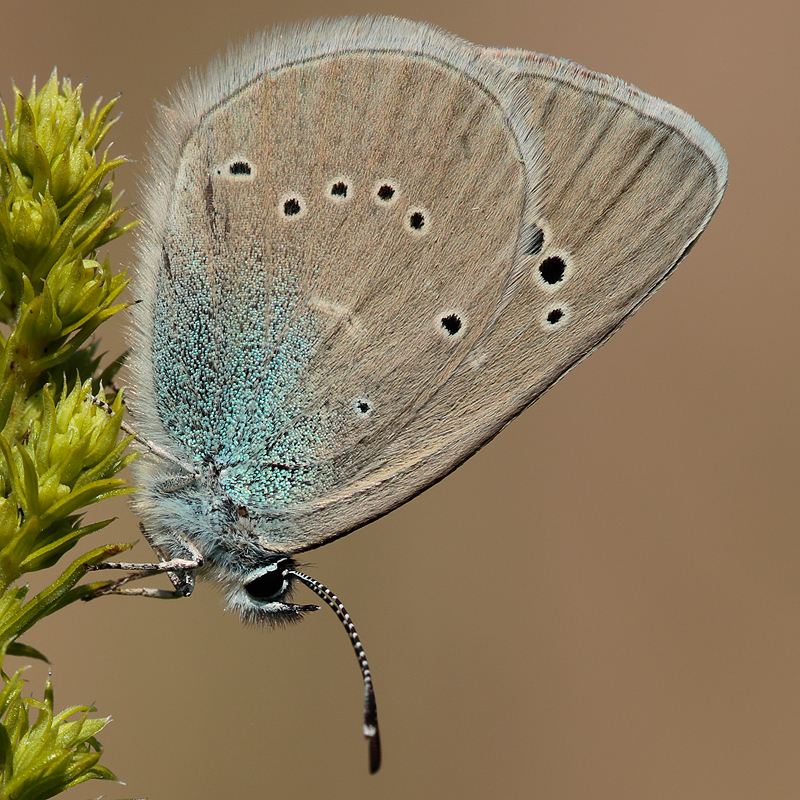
[441,314,462,335]
[372,181,399,206]
[547,308,564,325]
[405,206,429,235]
[216,159,256,180]
[377,184,395,201]
[230,160,252,176]
[353,398,373,417]
[539,256,566,285]
[327,177,352,202]
[278,193,307,220]
[436,309,466,340]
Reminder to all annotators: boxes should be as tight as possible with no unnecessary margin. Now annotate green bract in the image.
[0,665,118,800]
[0,380,136,587]
[0,71,134,440]
[0,69,137,797]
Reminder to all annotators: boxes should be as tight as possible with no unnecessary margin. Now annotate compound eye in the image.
[244,563,289,602]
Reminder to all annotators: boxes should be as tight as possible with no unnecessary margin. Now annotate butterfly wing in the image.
[296,44,730,547]
[296,45,730,545]
[130,18,727,553]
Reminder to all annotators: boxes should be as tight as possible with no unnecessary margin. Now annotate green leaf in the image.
[0,711,12,773]
[5,642,49,663]
[16,96,37,176]
[18,517,114,573]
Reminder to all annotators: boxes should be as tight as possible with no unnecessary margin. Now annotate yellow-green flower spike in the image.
[0,666,118,800]
[0,70,135,442]
[0,65,136,799]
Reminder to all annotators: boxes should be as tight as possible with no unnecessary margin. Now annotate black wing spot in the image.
[405,206,429,234]
[283,197,302,216]
[330,181,348,197]
[229,161,252,176]
[522,223,544,256]
[377,184,395,201]
[546,308,564,325]
[441,314,462,335]
[539,256,566,285]
[354,398,373,416]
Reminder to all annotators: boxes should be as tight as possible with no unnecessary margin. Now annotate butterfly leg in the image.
[83,568,190,600]
[84,526,202,601]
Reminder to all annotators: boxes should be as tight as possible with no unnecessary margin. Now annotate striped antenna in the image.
[289,569,381,774]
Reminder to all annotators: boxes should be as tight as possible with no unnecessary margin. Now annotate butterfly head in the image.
[224,556,319,625]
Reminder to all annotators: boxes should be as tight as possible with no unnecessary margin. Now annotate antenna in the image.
[289,569,381,774]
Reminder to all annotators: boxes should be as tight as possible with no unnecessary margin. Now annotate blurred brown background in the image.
[3,0,798,797]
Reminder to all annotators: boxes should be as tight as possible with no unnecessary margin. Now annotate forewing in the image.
[257,35,728,551]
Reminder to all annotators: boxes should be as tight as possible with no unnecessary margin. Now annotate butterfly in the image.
[87,17,727,773]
